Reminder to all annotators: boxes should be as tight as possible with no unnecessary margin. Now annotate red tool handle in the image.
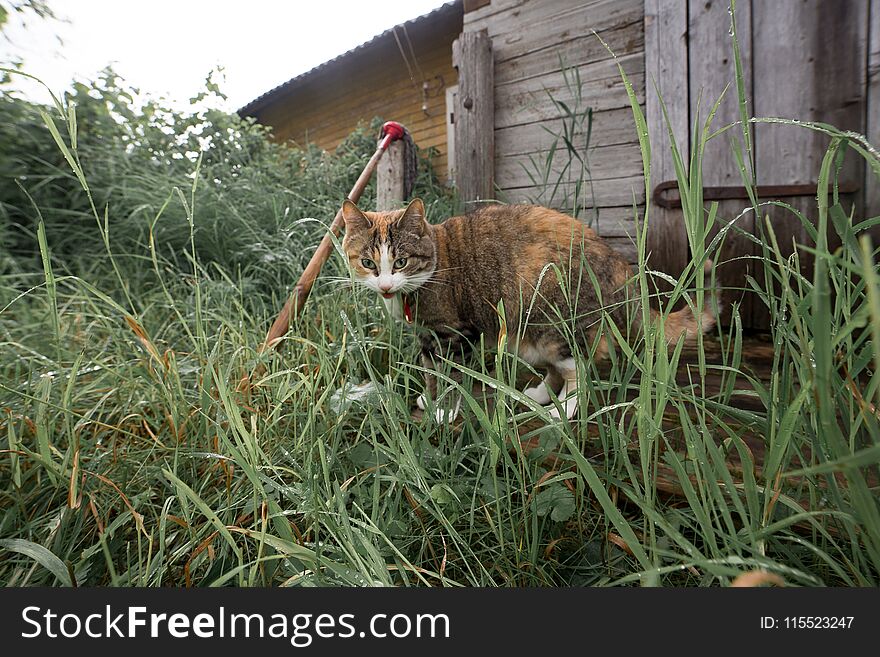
[379,121,405,149]
[260,121,408,353]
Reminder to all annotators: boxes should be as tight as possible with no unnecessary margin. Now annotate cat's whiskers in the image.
[321,277,359,289]
[401,270,444,292]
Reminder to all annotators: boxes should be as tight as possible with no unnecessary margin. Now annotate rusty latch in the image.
[652,180,859,209]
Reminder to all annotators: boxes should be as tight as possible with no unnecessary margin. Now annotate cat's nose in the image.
[379,283,393,293]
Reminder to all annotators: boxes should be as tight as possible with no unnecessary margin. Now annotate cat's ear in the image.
[342,199,371,232]
[396,198,428,234]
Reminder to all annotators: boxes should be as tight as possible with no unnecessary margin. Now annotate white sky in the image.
[0,0,448,111]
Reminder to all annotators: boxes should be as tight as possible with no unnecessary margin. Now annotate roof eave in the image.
[237,0,462,117]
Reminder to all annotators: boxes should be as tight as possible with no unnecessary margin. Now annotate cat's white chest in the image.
[383,295,405,321]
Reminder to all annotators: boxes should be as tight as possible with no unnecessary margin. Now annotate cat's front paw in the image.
[418,391,460,423]
[434,408,459,423]
[432,397,461,424]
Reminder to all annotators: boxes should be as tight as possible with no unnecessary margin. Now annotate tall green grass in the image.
[1,5,879,586]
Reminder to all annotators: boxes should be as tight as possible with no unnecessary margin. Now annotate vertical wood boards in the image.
[687,0,755,325]
[464,0,648,254]
[467,0,875,304]
[753,0,869,326]
[376,140,406,211]
[452,30,495,210]
[645,0,690,300]
[648,0,872,329]
[867,0,880,220]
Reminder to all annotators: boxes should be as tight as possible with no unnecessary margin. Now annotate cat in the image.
[341,197,716,422]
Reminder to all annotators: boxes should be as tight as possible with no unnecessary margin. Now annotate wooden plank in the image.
[270,98,447,151]
[273,96,453,178]
[284,86,450,138]
[494,20,644,87]
[494,55,645,129]
[475,0,637,45]
[463,0,530,29]
[688,0,754,326]
[487,0,643,64]
[376,139,406,211]
[251,26,460,181]
[602,236,638,263]
[494,140,644,189]
[264,49,456,127]
[266,65,452,141]
[474,204,643,240]
[585,205,641,238]
[495,107,641,158]
[255,40,456,127]
[644,0,689,299]
[466,0,649,224]
[865,0,880,219]
[499,174,646,208]
[453,30,495,208]
[755,1,867,185]
[295,122,449,154]
[293,113,451,154]
[314,102,452,139]
[753,0,869,326]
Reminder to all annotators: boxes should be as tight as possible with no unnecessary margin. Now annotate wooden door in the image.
[646,0,876,330]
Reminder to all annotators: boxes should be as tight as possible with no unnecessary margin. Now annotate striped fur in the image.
[342,198,716,421]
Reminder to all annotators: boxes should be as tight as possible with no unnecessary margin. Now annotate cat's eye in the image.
[394,257,408,269]
[361,258,377,270]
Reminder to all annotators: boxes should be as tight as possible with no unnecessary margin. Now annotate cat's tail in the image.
[652,259,721,344]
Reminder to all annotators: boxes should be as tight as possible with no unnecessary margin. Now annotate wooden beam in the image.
[644,0,690,298]
[376,139,406,211]
[687,0,757,326]
[452,29,495,210]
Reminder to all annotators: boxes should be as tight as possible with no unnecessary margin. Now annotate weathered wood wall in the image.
[646,0,876,329]
[243,4,462,182]
[464,0,647,262]
[465,0,879,281]
[452,30,495,208]
[644,0,689,282]
[867,0,880,218]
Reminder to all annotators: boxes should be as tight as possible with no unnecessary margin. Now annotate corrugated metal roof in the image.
[238,0,462,117]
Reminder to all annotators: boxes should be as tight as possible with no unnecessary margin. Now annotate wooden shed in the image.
[238,1,463,181]
[243,0,879,330]
[459,0,879,329]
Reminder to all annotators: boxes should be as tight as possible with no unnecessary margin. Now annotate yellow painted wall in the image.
[246,7,461,182]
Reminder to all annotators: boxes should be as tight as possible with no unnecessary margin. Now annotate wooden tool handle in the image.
[259,122,405,353]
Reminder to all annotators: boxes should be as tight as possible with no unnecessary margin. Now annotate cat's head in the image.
[341,197,436,298]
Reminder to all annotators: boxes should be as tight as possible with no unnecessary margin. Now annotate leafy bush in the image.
[0,69,452,299]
